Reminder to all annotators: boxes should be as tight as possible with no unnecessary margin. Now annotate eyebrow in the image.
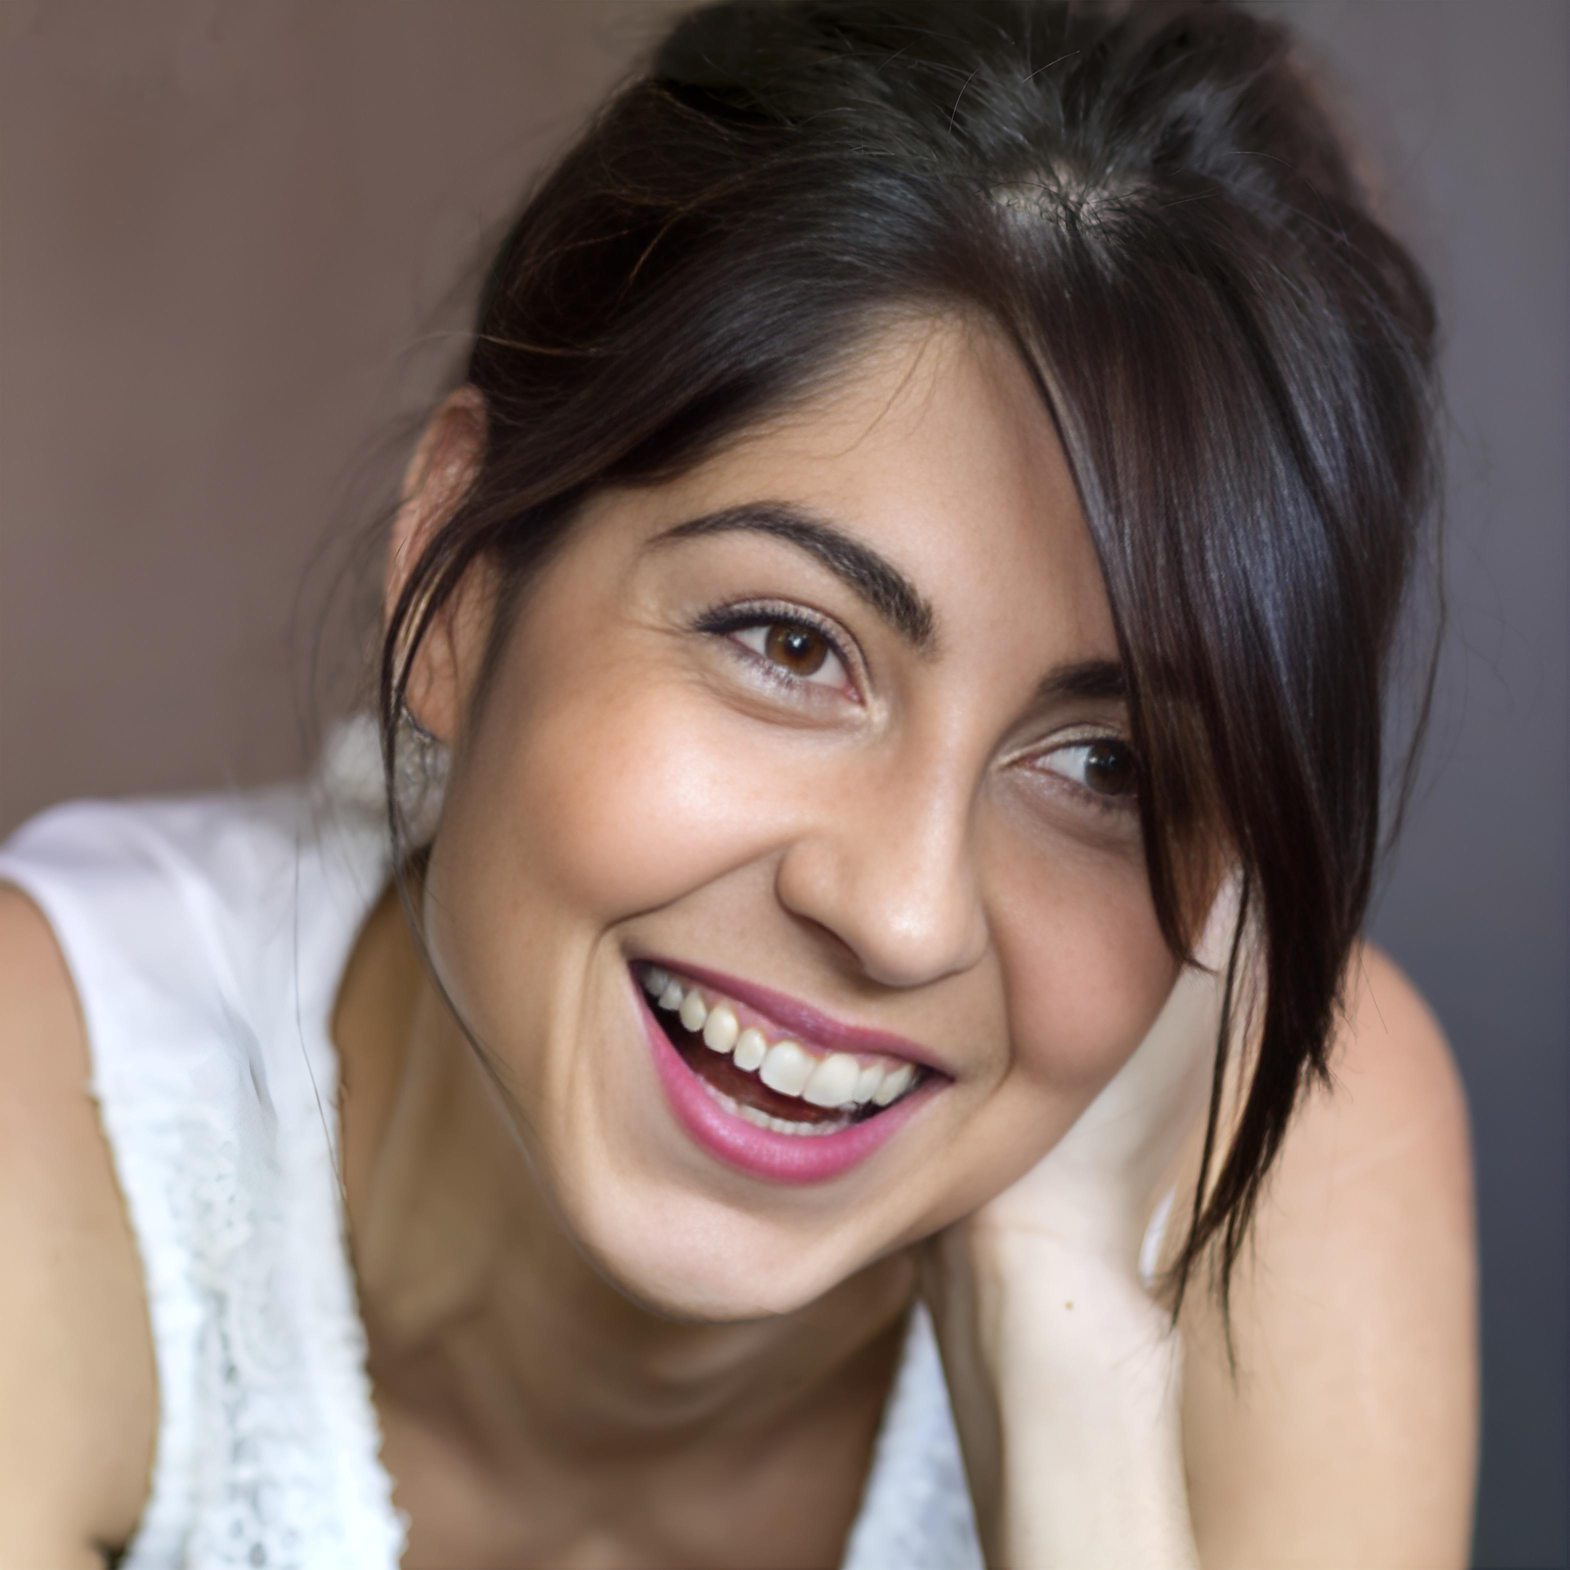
[1027,657,1128,718]
[649,502,938,653]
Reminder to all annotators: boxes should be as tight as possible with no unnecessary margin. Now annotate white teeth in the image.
[802,1052,861,1109]
[642,965,924,1113]
[697,1076,854,1137]
[852,1063,885,1105]
[732,1027,767,1072]
[872,1063,915,1106]
[759,1040,813,1097]
[737,1104,852,1137]
[678,990,709,1033]
[702,1002,739,1055]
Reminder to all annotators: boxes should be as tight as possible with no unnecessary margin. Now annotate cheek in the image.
[988,829,1179,1097]
[908,850,1177,1227]
[432,655,799,970]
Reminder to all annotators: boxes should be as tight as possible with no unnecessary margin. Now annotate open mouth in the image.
[635,963,927,1140]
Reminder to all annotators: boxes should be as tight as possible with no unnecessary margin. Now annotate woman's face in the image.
[420,315,1180,1319]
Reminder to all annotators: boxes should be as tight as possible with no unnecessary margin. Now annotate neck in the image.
[333,884,915,1468]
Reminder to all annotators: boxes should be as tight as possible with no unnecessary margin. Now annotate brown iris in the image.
[764,622,831,677]
[1083,738,1138,797]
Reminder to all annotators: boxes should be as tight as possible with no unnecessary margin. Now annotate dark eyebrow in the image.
[1032,658,1127,707]
[649,502,938,653]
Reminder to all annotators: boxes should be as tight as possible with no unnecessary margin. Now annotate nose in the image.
[773,751,989,989]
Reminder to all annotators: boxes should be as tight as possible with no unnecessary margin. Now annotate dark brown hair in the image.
[380,0,1439,1314]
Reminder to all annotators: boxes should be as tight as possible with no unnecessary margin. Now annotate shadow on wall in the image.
[0,0,665,830]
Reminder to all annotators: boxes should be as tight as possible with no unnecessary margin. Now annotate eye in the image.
[742,621,836,679]
[1038,736,1139,802]
[712,611,854,691]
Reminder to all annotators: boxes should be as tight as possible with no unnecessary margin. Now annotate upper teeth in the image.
[641,966,919,1111]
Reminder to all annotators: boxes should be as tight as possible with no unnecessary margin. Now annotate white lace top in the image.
[0,728,988,1570]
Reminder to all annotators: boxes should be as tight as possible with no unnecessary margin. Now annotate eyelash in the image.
[692,599,859,697]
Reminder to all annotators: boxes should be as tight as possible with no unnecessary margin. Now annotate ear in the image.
[384,386,487,745]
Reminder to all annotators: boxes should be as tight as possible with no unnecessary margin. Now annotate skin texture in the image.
[0,316,1476,1568]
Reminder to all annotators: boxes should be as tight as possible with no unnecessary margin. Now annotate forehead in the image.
[652,313,1118,663]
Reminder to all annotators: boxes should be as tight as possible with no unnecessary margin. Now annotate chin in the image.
[480,954,944,1322]
[557,1176,885,1323]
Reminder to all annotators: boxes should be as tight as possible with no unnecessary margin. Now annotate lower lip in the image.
[636,984,936,1184]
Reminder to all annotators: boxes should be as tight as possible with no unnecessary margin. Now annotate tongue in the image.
[678,1040,857,1126]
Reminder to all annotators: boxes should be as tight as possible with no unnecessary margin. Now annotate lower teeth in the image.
[696,1075,857,1138]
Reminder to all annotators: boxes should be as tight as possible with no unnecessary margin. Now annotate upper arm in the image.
[1178,944,1478,1570]
[0,883,157,1568]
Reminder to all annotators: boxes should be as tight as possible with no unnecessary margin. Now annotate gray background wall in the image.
[1,3,1564,1565]
[1277,8,1567,1566]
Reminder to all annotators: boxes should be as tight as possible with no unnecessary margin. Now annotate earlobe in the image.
[384,386,488,744]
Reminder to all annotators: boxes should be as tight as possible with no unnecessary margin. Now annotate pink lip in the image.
[635,982,941,1185]
[637,956,946,1072]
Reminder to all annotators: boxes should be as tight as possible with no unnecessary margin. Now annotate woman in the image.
[0,1,1477,1566]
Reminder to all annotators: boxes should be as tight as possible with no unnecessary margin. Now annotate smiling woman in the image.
[0,3,1475,1569]
[386,317,1182,1325]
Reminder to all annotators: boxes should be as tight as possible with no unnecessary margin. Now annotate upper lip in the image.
[634,956,949,1075]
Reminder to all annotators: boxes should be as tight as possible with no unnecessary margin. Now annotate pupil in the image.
[1084,740,1135,796]
[766,623,827,675]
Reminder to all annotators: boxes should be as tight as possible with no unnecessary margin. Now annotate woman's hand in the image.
[922,888,1238,1569]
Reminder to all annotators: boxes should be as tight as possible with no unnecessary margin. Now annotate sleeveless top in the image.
[0,720,990,1570]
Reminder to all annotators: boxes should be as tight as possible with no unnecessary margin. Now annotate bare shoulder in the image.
[0,883,157,1567]
[1179,943,1478,1570]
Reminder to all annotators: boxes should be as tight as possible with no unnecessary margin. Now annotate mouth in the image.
[632,961,942,1184]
